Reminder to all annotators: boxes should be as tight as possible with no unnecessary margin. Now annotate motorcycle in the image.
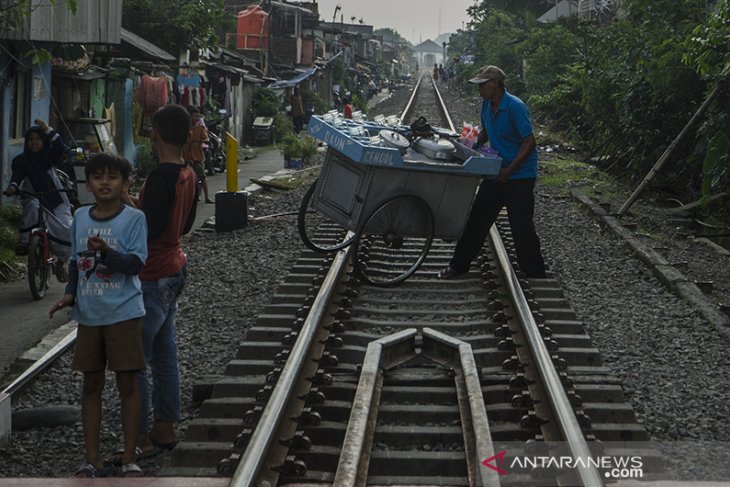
[205,111,228,175]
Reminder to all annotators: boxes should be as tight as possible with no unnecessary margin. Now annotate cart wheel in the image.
[353,195,434,287]
[298,180,357,253]
[27,235,50,300]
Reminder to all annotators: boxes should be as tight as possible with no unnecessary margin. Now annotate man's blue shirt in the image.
[480,89,538,179]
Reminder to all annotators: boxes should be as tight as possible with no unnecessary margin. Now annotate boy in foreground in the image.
[50,154,148,478]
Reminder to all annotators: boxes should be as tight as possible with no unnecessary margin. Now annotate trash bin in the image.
[253,117,274,146]
[215,191,248,232]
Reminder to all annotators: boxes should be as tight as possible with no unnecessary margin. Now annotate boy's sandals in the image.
[73,462,97,478]
[73,462,114,478]
[121,463,144,477]
[106,446,159,466]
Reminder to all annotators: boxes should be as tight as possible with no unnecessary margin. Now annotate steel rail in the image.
[488,227,604,487]
[429,75,457,133]
[334,328,501,487]
[421,328,500,486]
[333,328,418,486]
[399,71,425,122]
[229,244,353,487]
[0,325,77,444]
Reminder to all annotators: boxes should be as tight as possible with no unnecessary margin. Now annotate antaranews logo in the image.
[481,451,508,475]
[481,451,644,480]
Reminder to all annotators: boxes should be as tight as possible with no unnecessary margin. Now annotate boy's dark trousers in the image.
[450,178,546,278]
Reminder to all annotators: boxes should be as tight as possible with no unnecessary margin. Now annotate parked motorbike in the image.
[206,111,228,174]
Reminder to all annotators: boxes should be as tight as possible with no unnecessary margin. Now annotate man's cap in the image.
[468,65,506,84]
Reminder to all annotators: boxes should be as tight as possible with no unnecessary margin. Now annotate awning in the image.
[52,67,107,81]
[268,67,317,89]
[355,63,371,73]
[270,0,312,14]
[120,28,175,62]
[244,75,265,83]
[202,61,248,76]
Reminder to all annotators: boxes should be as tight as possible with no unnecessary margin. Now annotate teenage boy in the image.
[49,154,148,478]
[125,104,197,453]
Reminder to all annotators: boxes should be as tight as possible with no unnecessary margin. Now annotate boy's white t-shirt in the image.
[69,205,148,326]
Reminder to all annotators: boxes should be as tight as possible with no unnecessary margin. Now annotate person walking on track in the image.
[438,65,546,280]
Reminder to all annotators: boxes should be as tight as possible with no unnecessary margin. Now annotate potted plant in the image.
[278,135,303,169]
[278,135,319,170]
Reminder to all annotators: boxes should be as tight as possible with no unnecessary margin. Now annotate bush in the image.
[250,87,281,117]
[299,135,318,162]
[301,89,329,114]
[0,204,22,227]
[352,93,368,114]
[0,204,21,279]
[278,134,318,163]
[273,113,294,141]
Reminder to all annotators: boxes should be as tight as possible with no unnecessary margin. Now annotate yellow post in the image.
[225,131,238,192]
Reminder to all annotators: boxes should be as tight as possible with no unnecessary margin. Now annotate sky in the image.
[313,0,478,45]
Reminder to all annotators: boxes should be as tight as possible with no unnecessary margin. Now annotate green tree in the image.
[450,9,525,94]
[122,0,232,55]
[454,0,721,202]
[683,0,730,200]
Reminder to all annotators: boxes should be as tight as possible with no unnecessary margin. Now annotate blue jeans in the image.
[138,266,187,433]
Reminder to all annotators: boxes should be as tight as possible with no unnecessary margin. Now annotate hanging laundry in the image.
[136,75,168,116]
[136,75,169,137]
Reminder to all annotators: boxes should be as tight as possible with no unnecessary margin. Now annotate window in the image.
[10,67,29,139]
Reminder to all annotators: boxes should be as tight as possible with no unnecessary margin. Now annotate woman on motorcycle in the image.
[3,119,72,281]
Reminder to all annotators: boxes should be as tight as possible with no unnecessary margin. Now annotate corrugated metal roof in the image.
[120,28,176,62]
[1,0,121,43]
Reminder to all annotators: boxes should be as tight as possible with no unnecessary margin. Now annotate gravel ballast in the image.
[1,85,729,481]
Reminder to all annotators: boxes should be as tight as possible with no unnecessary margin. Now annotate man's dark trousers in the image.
[449,178,546,277]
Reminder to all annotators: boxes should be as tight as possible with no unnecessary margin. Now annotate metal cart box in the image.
[314,149,480,241]
[307,115,503,241]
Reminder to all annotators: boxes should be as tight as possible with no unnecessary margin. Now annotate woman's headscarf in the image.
[22,125,54,170]
[18,125,64,208]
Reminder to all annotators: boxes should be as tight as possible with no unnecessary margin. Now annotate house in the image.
[201,46,267,144]
[0,0,122,202]
[412,39,445,70]
[538,0,579,23]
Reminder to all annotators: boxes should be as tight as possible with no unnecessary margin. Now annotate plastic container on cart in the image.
[413,137,456,161]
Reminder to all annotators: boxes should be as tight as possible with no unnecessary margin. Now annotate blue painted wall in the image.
[112,78,136,163]
[0,44,53,206]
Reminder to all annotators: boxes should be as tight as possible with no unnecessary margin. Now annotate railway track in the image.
[159,75,657,486]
